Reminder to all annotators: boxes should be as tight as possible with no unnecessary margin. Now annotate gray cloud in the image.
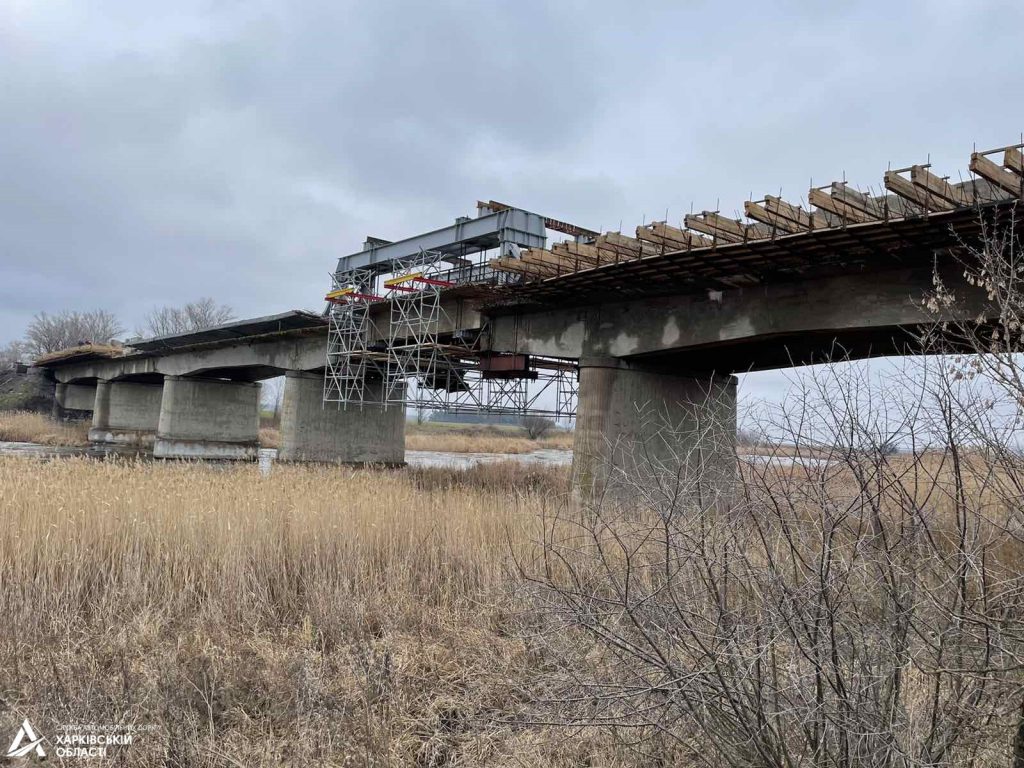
[2,0,1022,401]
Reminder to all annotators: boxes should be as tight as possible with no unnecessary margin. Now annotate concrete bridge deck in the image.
[34,141,1022,496]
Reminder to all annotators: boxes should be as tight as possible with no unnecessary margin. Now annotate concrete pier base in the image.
[572,358,737,504]
[154,376,260,460]
[89,380,163,446]
[279,371,405,464]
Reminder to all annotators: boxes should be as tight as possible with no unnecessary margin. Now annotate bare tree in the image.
[143,298,235,337]
[261,376,285,425]
[24,309,124,355]
[521,415,555,440]
[923,203,1024,411]
[0,340,28,366]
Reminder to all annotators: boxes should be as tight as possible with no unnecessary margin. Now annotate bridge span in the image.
[35,140,1023,495]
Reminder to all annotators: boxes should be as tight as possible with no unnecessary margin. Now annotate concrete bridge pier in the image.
[572,358,737,505]
[89,379,163,447]
[154,376,260,460]
[53,381,97,420]
[278,371,405,465]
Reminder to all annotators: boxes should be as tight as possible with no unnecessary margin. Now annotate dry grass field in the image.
[0,409,89,445]
[1,411,574,454]
[0,456,618,766]
[4,409,1022,763]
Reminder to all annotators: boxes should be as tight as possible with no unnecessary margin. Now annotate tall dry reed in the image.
[0,410,89,445]
[0,457,618,767]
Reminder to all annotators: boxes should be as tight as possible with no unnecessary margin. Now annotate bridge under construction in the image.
[36,139,1022,493]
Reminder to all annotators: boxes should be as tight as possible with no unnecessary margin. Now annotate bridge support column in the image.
[572,358,737,504]
[154,376,260,460]
[88,380,163,447]
[278,371,405,465]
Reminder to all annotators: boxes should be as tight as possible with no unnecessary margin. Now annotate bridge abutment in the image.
[154,376,260,460]
[572,358,737,504]
[278,371,405,465]
[89,379,163,446]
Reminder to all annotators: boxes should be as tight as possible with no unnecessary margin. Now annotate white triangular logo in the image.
[6,719,46,758]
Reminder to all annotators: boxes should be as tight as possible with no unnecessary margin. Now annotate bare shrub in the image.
[519,355,1024,765]
[521,415,555,440]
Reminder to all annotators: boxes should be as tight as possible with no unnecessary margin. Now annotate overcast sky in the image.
[2,0,1022,402]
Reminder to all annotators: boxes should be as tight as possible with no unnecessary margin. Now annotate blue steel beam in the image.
[334,207,548,276]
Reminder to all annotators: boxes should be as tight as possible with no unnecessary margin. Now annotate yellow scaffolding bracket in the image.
[325,287,355,301]
[384,272,423,288]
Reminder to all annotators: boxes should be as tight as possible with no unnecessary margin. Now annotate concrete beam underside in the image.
[486,264,989,364]
[572,359,737,504]
[89,380,163,446]
[279,372,405,465]
[55,382,97,411]
[154,376,260,460]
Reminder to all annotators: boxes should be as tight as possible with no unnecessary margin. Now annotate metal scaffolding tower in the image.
[382,251,461,406]
[323,203,582,419]
[323,267,385,408]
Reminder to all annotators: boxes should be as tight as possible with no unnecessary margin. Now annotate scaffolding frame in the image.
[324,247,579,419]
[323,266,386,408]
[383,251,460,405]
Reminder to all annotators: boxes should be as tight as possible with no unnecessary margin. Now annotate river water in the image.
[0,441,574,468]
[0,441,830,471]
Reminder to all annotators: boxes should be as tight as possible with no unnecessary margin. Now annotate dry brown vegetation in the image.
[258,425,280,448]
[0,409,89,445]
[406,423,573,454]
[0,456,625,766]
[0,413,575,455]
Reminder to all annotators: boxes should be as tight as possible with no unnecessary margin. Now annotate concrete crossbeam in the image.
[89,380,163,446]
[572,358,736,503]
[154,376,260,460]
[278,371,405,465]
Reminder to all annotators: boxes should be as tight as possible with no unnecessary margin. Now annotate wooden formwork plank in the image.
[909,165,971,207]
[488,258,555,278]
[764,195,824,230]
[808,188,875,223]
[636,222,713,250]
[884,170,955,211]
[551,241,603,266]
[520,250,573,275]
[970,152,1023,196]
[1004,148,1024,177]
[602,230,660,257]
[592,232,645,262]
[520,248,575,269]
[830,183,884,217]
[744,201,805,233]
[684,213,745,242]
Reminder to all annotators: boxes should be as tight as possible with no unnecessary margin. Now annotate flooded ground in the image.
[0,442,829,469]
[0,440,574,468]
[406,448,572,468]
